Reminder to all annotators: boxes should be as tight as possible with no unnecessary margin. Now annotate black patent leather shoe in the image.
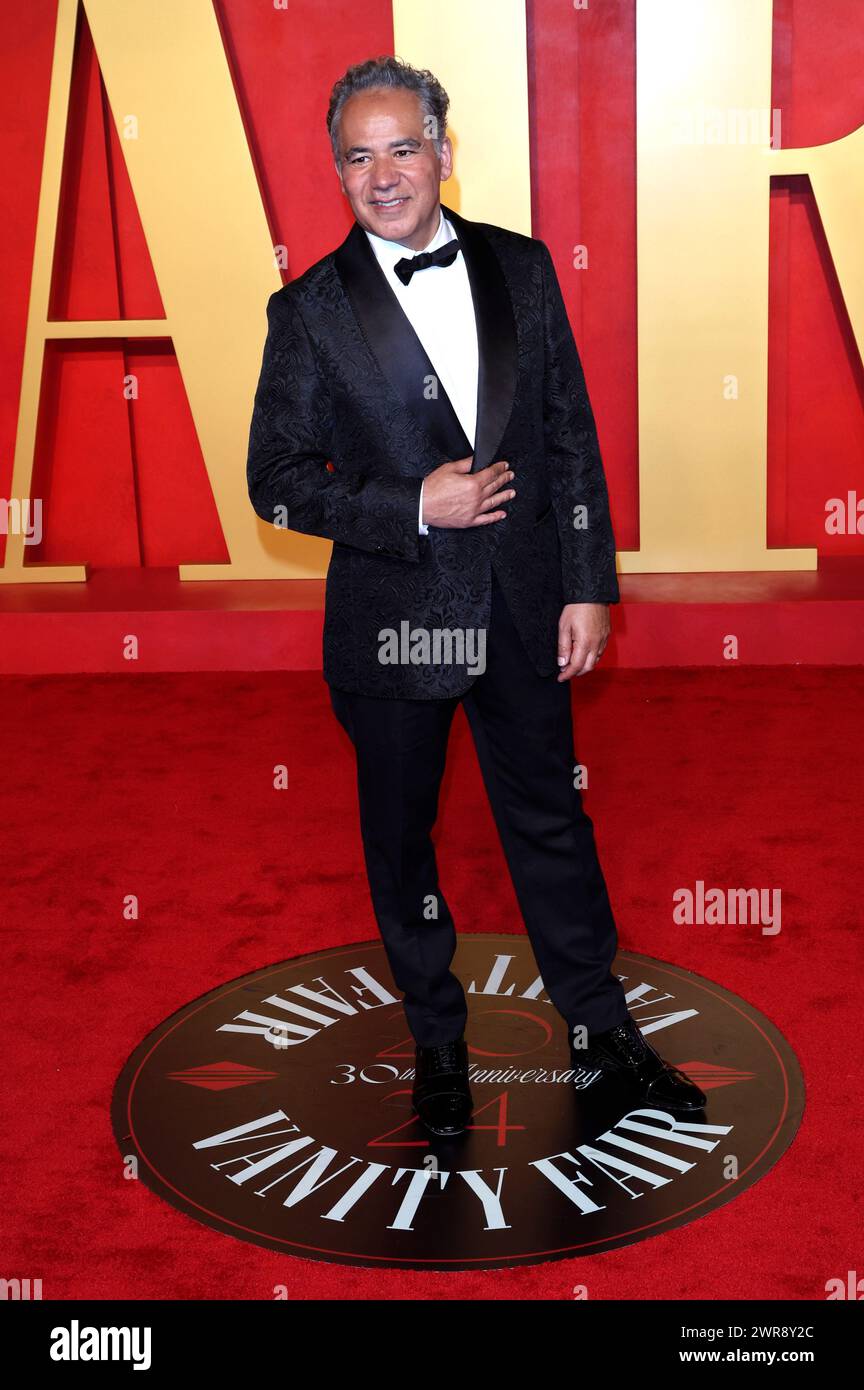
[412,1038,473,1137]
[571,1016,707,1111]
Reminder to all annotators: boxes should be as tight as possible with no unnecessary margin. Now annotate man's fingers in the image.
[558,654,591,680]
[556,606,611,679]
[469,467,516,523]
[477,485,516,515]
[475,463,514,496]
[479,470,515,500]
[557,631,598,680]
[475,459,511,481]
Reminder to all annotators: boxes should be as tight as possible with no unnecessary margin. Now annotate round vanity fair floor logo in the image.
[112,936,804,1270]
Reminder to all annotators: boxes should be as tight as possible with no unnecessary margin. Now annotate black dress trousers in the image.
[327,564,630,1047]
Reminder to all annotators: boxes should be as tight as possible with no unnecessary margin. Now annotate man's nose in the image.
[370,159,401,191]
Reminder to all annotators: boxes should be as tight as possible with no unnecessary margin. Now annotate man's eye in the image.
[348,149,414,165]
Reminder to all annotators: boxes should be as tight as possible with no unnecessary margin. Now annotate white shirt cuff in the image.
[418,480,429,535]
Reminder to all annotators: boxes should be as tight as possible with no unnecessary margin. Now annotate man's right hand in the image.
[421,457,516,529]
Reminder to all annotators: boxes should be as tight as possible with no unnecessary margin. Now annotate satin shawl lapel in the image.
[333,203,518,472]
[441,203,518,473]
[334,220,471,461]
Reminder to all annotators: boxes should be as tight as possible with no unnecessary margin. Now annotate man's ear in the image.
[438,136,454,181]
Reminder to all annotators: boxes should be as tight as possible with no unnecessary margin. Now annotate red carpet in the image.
[2,666,861,1299]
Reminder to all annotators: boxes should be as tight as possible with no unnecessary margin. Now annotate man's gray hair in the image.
[327,55,450,163]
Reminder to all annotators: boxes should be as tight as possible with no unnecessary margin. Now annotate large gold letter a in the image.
[3,0,320,585]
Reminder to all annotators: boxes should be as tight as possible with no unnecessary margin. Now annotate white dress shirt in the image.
[364,209,479,534]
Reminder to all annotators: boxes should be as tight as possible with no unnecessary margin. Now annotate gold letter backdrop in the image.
[6,0,861,583]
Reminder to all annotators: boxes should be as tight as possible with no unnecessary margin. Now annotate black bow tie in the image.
[393,238,460,286]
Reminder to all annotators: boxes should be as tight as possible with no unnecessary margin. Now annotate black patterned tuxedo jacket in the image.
[246,201,620,699]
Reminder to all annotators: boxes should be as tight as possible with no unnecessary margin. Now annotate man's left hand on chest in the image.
[556,603,610,680]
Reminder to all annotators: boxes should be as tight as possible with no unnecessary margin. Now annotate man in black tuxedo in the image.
[247,56,705,1135]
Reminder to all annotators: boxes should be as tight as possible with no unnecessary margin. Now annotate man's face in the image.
[334,87,453,251]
